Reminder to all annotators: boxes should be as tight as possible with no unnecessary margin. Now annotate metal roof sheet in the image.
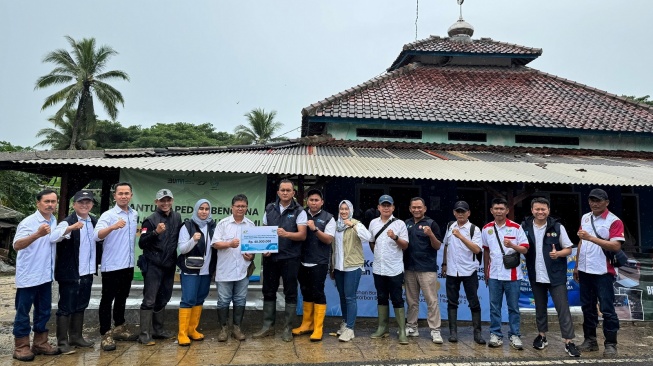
[16,147,653,187]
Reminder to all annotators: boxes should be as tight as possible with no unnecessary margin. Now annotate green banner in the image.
[119,169,267,280]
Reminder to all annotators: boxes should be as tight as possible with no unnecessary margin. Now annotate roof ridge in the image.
[530,68,653,111]
[302,63,421,116]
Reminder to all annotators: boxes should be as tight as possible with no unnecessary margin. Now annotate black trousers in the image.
[531,281,575,340]
[99,267,134,335]
[262,257,300,304]
[373,272,404,308]
[297,264,328,304]
[57,274,94,316]
[446,272,481,312]
[140,262,175,311]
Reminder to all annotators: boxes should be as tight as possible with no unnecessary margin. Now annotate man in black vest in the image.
[54,190,99,354]
[137,189,182,345]
[292,189,335,342]
[404,197,443,343]
[522,197,580,357]
[253,179,307,341]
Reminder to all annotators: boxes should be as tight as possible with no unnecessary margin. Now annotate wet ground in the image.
[2,275,653,365]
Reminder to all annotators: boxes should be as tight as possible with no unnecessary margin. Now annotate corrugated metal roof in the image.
[15,147,653,187]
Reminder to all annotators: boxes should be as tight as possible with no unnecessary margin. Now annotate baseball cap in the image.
[73,190,95,202]
[378,194,394,204]
[453,201,470,211]
[588,188,608,201]
[306,188,324,199]
[155,189,174,200]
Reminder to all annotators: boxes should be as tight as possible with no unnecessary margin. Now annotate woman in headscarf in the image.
[176,199,216,346]
[331,199,371,342]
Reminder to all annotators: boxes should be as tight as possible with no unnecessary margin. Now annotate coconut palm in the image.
[35,109,97,150]
[234,108,284,144]
[35,36,129,150]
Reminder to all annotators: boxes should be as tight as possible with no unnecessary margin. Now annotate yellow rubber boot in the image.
[310,303,326,342]
[188,306,204,341]
[177,308,191,346]
[292,302,314,335]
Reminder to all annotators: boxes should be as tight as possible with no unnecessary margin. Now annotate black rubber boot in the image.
[472,311,485,345]
[448,308,458,343]
[282,304,297,342]
[56,315,76,354]
[232,306,246,341]
[603,331,618,357]
[69,311,94,347]
[217,307,229,342]
[252,301,276,338]
[138,309,155,345]
[152,309,174,339]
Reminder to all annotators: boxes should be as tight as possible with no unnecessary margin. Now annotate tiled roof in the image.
[389,36,542,69]
[303,64,653,134]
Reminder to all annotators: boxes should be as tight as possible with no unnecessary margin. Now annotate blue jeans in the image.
[579,271,619,338]
[217,277,249,308]
[334,268,362,329]
[180,273,212,308]
[14,282,52,338]
[57,274,94,316]
[488,278,521,338]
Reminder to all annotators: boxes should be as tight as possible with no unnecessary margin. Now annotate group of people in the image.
[11,179,623,362]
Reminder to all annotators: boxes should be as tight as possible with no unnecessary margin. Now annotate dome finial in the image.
[448,0,474,42]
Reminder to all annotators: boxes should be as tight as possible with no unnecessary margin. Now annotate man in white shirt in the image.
[441,200,485,345]
[94,182,139,351]
[212,194,256,342]
[573,188,624,357]
[12,189,72,361]
[482,197,529,350]
[368,194,409,345]
[54,190,100,354]
[522,197,579,357]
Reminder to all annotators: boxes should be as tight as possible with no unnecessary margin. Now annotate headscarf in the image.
[336,199,354,232]
[191,199,213,228]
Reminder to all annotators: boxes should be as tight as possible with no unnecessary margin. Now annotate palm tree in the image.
[234,108,285,144]
[35,36,129,150]
[35,109,97,150]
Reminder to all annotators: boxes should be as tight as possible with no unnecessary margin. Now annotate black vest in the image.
[176,219,217,275]
[265,199,304,260]
[404,217,440,272]
[141,210,182,268]
[301,209,333,265]
[55,213,99,281]
[523,216,567,287]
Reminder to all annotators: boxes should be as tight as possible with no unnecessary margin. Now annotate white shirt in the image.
[532,222,573,283]
[577,210,625,275]
[368,215,409,276]
[178,222,214,276]
[481,219,529,281]
[94,205,138,272]
[442,221,482,277]
[333,222,372,272]
[57,215,98,276]
[13,210,66,288]
[212,215,256,282]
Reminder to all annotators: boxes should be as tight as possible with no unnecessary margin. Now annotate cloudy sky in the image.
[1,0,651,148]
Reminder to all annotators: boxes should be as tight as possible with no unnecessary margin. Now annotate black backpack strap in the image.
[373,217,397,242]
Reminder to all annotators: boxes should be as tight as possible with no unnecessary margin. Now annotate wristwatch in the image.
[312,227,319,232]
[393,235,399,241]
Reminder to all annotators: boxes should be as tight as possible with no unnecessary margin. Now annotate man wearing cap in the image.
[94,182,139,351]
[368,194,410,345]
[441,200,485,345]
[137,189,182,345]
[253,179,307,342]
[573,188,623,357]
[292,188,335,342]
[403,197,443,344]
[522,197,580,357]
[54,190,101,354]
[12,189,71,361]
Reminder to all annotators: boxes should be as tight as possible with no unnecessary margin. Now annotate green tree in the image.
[0,142,45,215]
[234,108,284,144]
[622,95,653,106]
[35,36,129,150]
[35,109,97,150]
[94,120,140,149]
